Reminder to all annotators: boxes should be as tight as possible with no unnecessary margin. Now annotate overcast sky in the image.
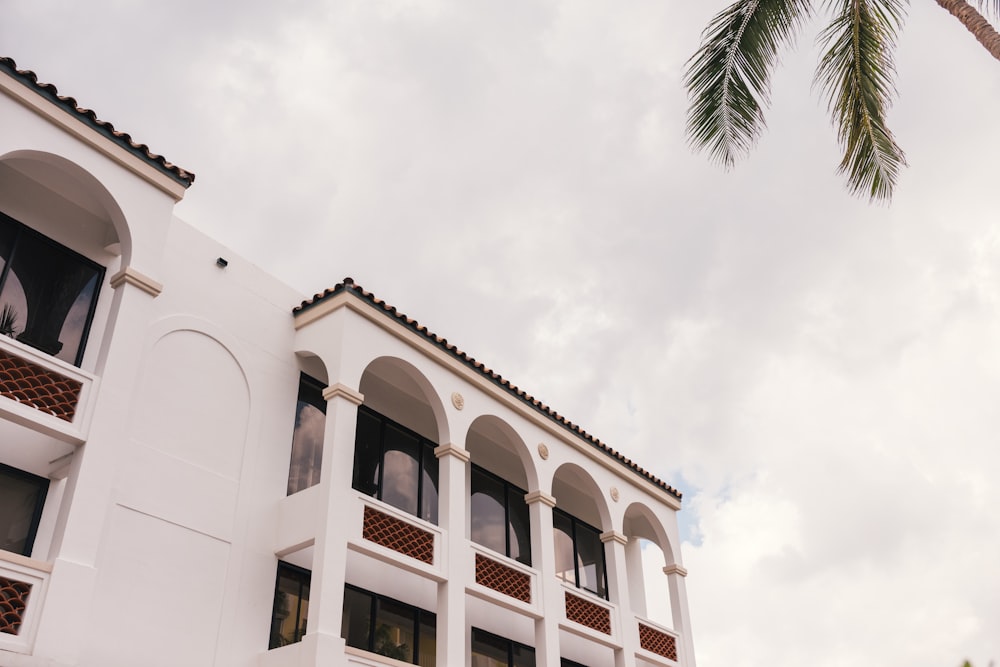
[5,2,999,666]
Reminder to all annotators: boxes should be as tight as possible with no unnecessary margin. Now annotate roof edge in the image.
[295,278,683,502]
[0,57,195,189]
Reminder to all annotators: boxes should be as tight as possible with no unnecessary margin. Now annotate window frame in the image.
[471,627,536,667]
[552,507,609,600]
[285,373,327,496]
[352,405,439,524]
[343,583,436,666]
[268,560,311,649]
[0,462,49,557]
[0,210,105,367]
[470,463,532,566]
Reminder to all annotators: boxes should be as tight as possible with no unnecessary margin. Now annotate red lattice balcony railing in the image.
[475,553,531,603]
[361,506,435,564]
[0,348,81,422]
[639,622,679,661]
[565,591,611,635]
[0,575,32,636]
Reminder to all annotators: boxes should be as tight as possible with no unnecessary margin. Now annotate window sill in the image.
[345,645,425,667]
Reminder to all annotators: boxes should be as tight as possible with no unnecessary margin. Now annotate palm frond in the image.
[815,0,907,201]
[685,0,814,168]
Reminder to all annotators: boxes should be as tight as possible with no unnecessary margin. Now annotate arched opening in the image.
[551,463,611,599]
[285,352,329,496]
[354,357,446,524]
[0,151,128,367]
[466,415,534,566]
[623,502,675,628]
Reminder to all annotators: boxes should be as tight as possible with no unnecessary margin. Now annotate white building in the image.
[0,57,694,667]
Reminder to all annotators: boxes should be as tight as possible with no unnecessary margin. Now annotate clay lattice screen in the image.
[0,348,82,422]
[0,575,32,636]
[564,591,611,635]
[475,553,531,603]
[638,623,679,661]
[362,506,434,564]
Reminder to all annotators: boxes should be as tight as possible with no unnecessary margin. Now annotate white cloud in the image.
[5,1,999,665]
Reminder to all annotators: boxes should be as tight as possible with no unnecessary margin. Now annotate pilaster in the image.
[435,442,470,665]
[527,490,560,667]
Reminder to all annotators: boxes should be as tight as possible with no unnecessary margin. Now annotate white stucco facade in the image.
[0,59,694,667]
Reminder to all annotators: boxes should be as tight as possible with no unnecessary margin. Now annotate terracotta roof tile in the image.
[0,57,194,187]
[295,278,683,501]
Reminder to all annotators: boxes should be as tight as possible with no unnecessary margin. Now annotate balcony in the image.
[0,334,97,445]
[349,494,443,581]
[636,616,680,666]
[467,544,540,617]
[560,581,621,648]
[0,550,50,655]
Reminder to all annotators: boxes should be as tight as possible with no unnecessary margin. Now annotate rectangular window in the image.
[342,584,436,666]
[0,211,104,367]
[0,463,49,557]
[471,627,535,667]
[286,374,327,495]
[269,561,310,649]
[352,406,439,524]
[552,508,608,599]
[470,464,532,566]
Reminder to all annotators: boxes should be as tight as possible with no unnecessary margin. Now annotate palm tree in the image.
[684,0,1000,202]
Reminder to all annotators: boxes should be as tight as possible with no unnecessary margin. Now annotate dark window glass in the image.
[553,510,576,586]
[0,212,104,366]
[382,425,420,516]
[561,660,590,667]
[352,408,382,496]
[352,406,439,523]
[471,467,506,555]
[0,463,49,557]
[269,562,310,649]
[471,628,536,667]
[286,374,327,495]
[552,509,608,600]
[342,584,436,666]
[470,465,532,566]
[342,587,372,650]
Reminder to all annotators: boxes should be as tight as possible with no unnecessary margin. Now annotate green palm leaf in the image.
[685,0,815,168]
[815,0,907,201]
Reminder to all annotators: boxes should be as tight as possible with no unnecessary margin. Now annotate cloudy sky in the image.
[5,2,999,666]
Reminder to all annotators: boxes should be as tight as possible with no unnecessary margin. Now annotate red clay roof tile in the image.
[295,277,683,501]
[0,57,195,187]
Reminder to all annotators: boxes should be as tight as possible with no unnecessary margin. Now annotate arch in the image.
[0,150,132,264]
[464,414,537,491]
[465,415,536,565]
[622,501,677,626]
[358,356,448,445]
[551,462,612,531]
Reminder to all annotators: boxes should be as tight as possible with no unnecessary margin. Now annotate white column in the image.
[602,531,639,667]
[299,383,363,665]
[526,490,561,667]
[665,564,696,667]
[624,538,647,618]
[32,271,161,665]
[435,443,470,666]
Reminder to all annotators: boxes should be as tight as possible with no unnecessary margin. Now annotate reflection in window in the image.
[269,561,310,649]
[342,584,436,666]
[0,463,49,557]
[286,374,327,495]
[470,465,531,565]
[353,406,439,523]
[471,628,535,667]
[553,509,608,599]
[0,211,104,366]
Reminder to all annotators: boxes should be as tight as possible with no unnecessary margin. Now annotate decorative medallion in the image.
[537,442,549,460]
[610,486,620,502]
[451,392,464,410]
